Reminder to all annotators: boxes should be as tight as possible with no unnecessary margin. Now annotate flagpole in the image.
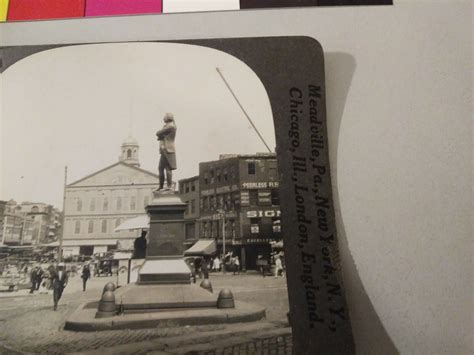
[216,67,272,153]
[59,166,67,262]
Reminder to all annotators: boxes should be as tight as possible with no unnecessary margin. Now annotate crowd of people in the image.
[25,262,91,310]
[187,251,285,281]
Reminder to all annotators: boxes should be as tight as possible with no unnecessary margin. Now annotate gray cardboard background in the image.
[0,1,472,354]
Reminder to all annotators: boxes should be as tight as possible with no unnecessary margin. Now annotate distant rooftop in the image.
[219,152,276,160]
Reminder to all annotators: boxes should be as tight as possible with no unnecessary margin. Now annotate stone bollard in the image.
[95,290,117,318]
[217,288,235,309]
[200,279,213,293]
[102,282,116,295]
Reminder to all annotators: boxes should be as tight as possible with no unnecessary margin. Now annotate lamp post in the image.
[216,209,226,273]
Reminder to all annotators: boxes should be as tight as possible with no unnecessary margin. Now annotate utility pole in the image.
[59,166,67,262]
[222,211,226,260]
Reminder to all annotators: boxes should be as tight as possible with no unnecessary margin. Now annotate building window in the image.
[210,196,216,211]
[249,190,258,205]
[250,218,259,234]
[90,198,96,212]
[184,200,189,215]
[74,221,81,234]
[210,170,215,184]
[202,197,208,212]
[185,183,190,193]
[127,149,132,158]
[232,192,240,208]
[103,197,108,211]
[101,220,107,233]
[185,223,195,240]
[248,162,256,175]
[191,183,196,192]
[224,194,231,210]
[190,200,196,214]
[115,218,122,232]
[88,220,94,233]
[116,197,122,210]
[217,171,221,182]
[230,220,236,238]
[202,222,208,238]
[215,220,220,238]
[76,198,82,212]
[144,196,149,207]
[271,189,280,206]
[130,196,136,210]
[272,218,281,233]
[204,173,209,185]
[223,170,228,181]
[269,160,278,174]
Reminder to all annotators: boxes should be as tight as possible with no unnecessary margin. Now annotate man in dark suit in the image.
[81,263,91,292]
[133,230,147,259]
[51,262,68,311]
[29,266,38,294]
[156,113,177,190]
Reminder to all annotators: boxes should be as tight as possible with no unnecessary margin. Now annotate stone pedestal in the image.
[112,190,233,314]
[138,190,190,285]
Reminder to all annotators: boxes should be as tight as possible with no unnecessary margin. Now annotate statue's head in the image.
[163,112,174,123]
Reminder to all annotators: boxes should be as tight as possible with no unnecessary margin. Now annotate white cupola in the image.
[119,136,140,168]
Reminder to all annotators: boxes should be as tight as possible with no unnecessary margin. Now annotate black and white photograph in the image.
[0,41,299,353]
[0,2,471,355]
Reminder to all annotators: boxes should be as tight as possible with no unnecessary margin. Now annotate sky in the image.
[0,42,275,208]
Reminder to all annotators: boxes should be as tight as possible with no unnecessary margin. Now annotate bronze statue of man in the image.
[156,113,177,190]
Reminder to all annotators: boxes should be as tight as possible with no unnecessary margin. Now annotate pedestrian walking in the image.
[35,267,44,291]
[38,268,50,294]
[274,256,284,278]
[81,263,91,292]
[194,257,202,279]
[212,256,221,271]
[233,256,240,275]
[29,266,38,294]
[50,263,68,311]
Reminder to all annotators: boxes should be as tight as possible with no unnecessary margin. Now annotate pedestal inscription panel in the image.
[147,222,184,257]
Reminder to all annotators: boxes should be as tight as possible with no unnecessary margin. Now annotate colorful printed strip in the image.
[0,0,9,21]
[1,0,392,22]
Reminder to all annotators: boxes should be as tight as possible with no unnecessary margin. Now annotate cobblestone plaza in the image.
[0,271,290,354]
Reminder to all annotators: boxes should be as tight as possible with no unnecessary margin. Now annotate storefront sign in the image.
[258,191,272,205]
[215,184,239,193]
[242,181,279,189]
[241,191,250,206]
[200,188,215,196]
[244,238,273,244]
[246,210,281,218]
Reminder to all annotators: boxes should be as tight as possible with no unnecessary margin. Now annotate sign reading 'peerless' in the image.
[241,181,279,189]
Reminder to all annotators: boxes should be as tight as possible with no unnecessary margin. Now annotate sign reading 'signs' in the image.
[246,210,281,218]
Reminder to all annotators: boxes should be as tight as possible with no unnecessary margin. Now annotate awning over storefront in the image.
[44,239,133,247]
[114,215,149,231]
[184,239,217,256]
